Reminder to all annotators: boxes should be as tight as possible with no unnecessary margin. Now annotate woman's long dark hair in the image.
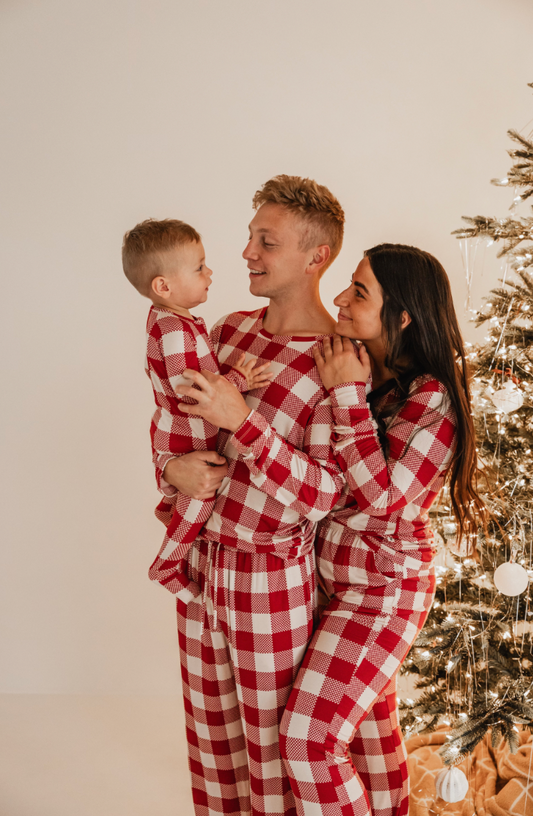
[364,243,486,545]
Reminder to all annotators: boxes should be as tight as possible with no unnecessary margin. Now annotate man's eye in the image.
[263,240,275,247]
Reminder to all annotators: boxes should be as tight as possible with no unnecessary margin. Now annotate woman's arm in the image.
[329,378,456,515]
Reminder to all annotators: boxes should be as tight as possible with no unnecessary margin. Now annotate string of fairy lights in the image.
[399,85,533,807]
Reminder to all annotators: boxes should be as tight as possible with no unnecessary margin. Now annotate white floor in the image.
[0,695,194,816]
[1,680,418,816]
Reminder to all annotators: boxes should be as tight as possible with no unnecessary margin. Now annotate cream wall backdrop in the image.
[1,0,533,694]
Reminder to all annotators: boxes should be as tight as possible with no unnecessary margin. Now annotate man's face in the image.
[242,203,311,300]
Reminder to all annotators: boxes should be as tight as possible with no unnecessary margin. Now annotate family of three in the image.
[121,175,484,816]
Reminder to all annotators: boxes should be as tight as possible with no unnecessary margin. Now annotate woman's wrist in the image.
[327,380,366,393]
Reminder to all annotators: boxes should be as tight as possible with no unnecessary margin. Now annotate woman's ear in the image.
[400,310,411,330]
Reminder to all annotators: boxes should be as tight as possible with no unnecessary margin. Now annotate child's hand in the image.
[232,353,273,390]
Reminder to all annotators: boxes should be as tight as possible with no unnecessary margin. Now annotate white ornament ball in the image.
[490,381,524,413]
[435,767,469,803]
[442,521,457,538]
[494,561,529,596]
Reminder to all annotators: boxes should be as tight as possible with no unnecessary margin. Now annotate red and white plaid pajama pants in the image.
[177,538,317,816]
[279,532,435,816]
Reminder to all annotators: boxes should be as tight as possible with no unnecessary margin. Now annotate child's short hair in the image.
[122,218,201,296]
[252,175,345,273]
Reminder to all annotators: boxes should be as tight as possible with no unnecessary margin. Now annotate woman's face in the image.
[333,257,385,343]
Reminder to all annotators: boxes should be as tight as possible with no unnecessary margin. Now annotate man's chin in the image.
[249,279,270,297]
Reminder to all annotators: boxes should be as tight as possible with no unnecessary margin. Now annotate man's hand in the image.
[176,369,252,432]
[163,451,228,499]
[312,335,371,391]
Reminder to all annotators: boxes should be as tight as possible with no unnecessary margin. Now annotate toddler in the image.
[122,218,271,601]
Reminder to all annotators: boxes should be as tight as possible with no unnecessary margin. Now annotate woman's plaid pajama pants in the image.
[177,538,317,816]
[279,533,436,816]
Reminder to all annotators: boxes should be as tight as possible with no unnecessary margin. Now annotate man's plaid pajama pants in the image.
[177,538,317,816]
[279,533,436,816]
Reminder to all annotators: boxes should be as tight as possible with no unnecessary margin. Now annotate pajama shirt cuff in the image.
[328,383,378,455]
[157,453,179,497]
[231,410,270,457]
[223,368,248,393]
[329,382,370,422]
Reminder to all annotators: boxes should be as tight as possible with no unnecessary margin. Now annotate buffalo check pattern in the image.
[167,309,346,816]
[202,308,345,559]
[178,539,316,816]
[278,375,457,816]
[279,560,435,816]
[325,375,457,545]
[151,308,345,561]
[145,305,246,599]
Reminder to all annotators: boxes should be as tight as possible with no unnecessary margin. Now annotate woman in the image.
[278,244,485,816]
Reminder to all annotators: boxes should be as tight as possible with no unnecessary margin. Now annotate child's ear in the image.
[151,276,171,299]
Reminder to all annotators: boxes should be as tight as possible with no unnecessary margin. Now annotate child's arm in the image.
[223,353,273,392]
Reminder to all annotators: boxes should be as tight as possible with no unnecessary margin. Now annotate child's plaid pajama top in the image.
[145,305,246,597]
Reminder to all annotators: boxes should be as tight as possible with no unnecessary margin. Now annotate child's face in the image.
[154,241,213,314]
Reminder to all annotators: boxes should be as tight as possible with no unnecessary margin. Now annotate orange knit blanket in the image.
[405,726,533,815]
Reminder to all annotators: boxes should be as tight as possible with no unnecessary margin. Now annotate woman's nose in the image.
[333,288,350,307]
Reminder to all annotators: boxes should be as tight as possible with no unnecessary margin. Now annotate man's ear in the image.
[401,310,411,330]
[306,244,331,275]
[151,276,171,299]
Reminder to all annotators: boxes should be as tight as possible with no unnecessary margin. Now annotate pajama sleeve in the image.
[223,368,248,392]
[230,405,345,522]
[327,378,457,516]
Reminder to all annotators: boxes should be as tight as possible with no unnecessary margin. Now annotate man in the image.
[159,175,345,816]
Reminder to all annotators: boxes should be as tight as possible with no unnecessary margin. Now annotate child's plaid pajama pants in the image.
[177,538,317,816]
[279,533,435,816]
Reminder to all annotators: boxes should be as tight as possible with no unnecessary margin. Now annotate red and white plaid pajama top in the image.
[156,308,345,816]
[280,374,457,816]
[145,305,246,600]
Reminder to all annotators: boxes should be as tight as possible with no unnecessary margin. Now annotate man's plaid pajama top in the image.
[153,308,346,816]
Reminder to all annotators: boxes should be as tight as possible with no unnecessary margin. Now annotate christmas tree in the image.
[399,83,533,766]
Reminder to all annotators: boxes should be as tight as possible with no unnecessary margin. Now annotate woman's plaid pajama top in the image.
[279,374,457,816]
[154,308,346,816]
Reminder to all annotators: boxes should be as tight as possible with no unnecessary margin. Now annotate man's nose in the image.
[242,241,256,260]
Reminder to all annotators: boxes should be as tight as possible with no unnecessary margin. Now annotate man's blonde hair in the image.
[252,175,345,273]
[122,218,201,296]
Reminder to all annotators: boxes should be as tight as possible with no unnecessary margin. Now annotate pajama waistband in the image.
[315,531,436,615]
